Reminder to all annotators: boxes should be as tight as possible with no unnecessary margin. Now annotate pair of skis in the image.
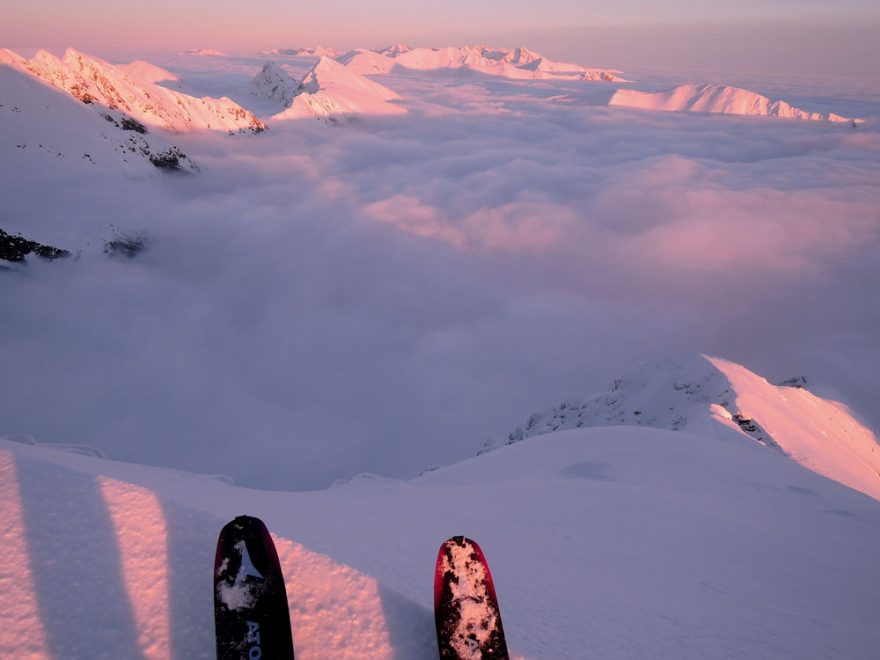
[214,515,509,659]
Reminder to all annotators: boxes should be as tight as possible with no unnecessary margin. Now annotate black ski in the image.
[214,515,294,660]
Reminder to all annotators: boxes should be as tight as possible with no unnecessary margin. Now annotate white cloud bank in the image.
[1,51,878,489]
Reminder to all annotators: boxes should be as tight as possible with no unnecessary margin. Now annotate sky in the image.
[2,0,879,75]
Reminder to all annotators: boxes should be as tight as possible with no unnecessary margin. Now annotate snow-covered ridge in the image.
[269,46,343,58]
[342,44,625,82]
[255,57,405,121]
[118,60,178,84]
[610,83,857,123]
[0,47,265,133]
[494,354,880,500]
[249,62,299,107]
[0,64,197,177]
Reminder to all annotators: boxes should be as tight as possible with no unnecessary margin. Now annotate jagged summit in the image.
[389,45,625,81]
[273,56,405,121]
[492,354,880,500]
[610,83,857,123]
[249,61,298,107]
[1,47,264,133]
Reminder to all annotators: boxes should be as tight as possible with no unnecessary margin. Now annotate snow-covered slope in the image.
[337,49,398,75]
[118,60,178,84]
[0,65,196,179]
[249,62,299,107]
[0,48,265,133]
[387,45,625,81]
[610,83,856,122]
[2,424,879,659]
[497,354,880,501]
[274,57,405,121]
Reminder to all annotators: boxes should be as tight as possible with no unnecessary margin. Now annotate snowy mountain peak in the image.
[376,43,413,56]
[496,354,880,500]
[249,61,298,107]
[1,47,265,133]
[610,83,857,123]
[274,56,405,121]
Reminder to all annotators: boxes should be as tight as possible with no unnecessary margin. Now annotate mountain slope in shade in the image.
[271,46,343,58]
[274,57,405,121]
[496,354,880,501]
[0,48,265,133]
[249,61,299,107]
[387,45,625,81]
[2,422,879,659]
[610,83,856,122]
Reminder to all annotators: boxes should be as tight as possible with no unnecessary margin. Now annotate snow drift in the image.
[610,83,856,122]
[497,354,880,501]
[0,48,265,133]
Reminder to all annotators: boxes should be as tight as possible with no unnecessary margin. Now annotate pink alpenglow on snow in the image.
[271,56,405,120]
[610,83,857,122]
[118,60,178,84]
[0,47,265,133]
[502,354,880,502]
[344,44,625,82]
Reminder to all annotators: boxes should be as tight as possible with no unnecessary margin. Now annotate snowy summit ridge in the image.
[0,47,265,133]
[610,83,857,123]
[341,44,625,81]
[258,56,405,121]
[495,354,880,501]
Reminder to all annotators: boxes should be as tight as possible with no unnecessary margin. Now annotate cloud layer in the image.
[2,60,878,489]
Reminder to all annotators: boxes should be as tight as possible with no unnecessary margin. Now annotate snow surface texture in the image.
[497,354,880,501]
[0,48,264,133]
[1,47,878,493]
[1,425,879,659]
[610,83,857,122]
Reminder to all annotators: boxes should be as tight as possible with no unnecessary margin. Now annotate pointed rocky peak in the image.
[250,61,298,107]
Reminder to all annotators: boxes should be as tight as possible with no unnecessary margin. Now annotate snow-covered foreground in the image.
[2,427,879,659]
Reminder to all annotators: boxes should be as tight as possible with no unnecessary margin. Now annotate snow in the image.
[249,61,299,107]
[2,42,880,658]
[2,47,265,133]
[610,83,857,122]
[2,423,879,658]
[119,60,178,84]
[388,45,625,82]
[274,56,405,120]
[499,354,880,501]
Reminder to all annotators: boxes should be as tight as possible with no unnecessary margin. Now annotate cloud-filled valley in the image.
[2,48,879,489]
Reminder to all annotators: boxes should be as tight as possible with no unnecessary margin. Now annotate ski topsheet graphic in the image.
[214,515,294,660]
[434,536,509,659]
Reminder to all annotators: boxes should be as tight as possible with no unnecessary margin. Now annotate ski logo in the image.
[245,620,263,659]
[239,541,264,580]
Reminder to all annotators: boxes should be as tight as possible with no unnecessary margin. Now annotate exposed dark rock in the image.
[104,231,149,258]
[0,228,70,263]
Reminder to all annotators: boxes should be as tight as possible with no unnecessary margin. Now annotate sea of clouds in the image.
[1,57,878,489]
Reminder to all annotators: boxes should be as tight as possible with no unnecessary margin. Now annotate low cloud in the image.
[1,66,878,489]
